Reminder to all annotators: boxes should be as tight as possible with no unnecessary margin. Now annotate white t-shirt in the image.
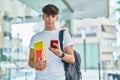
[29,29,73,80]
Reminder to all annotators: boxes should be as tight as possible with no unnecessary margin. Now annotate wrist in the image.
[60,52,65,58]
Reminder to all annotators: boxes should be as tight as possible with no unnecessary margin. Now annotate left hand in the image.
[49,43,62,57]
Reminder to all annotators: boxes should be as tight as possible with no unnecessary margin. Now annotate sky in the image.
[12,22,36,47]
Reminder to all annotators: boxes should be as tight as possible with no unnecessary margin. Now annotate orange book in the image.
[34,41,44,70]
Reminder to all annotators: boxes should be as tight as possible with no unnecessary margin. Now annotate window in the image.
[102,38,117,46]
[77,27,85,34]
[91,26,97,33]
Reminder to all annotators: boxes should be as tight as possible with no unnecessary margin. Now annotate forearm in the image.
[28,59,35,68]
[28,48,35,68]
[61,53,75,64]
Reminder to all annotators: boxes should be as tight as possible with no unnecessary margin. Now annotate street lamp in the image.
[82,29,86,71]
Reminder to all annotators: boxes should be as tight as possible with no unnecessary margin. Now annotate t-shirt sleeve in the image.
[29,35,34,49]
[63,30,73,49]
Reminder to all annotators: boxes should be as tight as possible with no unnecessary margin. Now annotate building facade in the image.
[72,18,117,69]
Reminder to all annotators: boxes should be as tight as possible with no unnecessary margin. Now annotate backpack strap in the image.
[59,30,65,51]
[59,30,69,70]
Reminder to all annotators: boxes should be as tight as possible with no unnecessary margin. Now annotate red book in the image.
[35,50,42,70]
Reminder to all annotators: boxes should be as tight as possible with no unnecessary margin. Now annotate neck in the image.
[45,27,56,31]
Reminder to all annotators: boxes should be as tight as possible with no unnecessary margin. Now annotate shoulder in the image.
[31,31,44,39]
[59,29,70,34]
[63,30,70,36]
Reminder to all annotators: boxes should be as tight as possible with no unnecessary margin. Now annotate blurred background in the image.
[0,0,120,80]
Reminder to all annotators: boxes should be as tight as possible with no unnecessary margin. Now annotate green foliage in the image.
[115,1,120,24]
[117,1,120,4]
[115,8,120,12]
[118,18,120,24]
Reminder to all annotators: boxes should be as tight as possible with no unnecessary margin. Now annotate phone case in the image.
[50,40,58,49]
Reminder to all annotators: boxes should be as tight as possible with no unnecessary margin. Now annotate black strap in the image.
[59,30,65,51]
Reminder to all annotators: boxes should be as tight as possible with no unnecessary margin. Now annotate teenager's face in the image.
[43,14,58,28]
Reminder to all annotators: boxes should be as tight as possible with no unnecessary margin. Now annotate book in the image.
[34,41,44,70]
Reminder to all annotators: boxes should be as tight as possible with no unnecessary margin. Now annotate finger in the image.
[43,61,47,65]
[38,56,42,61]
[44,60,47,64]
[38,58,40,61]
[41,60,46,65]
[53,43,59,49]
[40,60,44,63]
[41,64,46,69]
[48,47,54,51]
[49,48,56,52]
[42,66,46,69]
[49,47,57,53]
[48,47,51,50]
[43,63,46,67]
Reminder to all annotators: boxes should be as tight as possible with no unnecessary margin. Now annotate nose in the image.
[48,16,53,20]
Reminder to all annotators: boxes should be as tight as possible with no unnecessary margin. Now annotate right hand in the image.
[49,43,63,57]
[34,59,47,70]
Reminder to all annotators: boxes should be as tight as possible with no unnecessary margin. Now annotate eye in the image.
[46,15,49,17]
[52,15,55,18]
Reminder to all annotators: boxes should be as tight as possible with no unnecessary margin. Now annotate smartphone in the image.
[50,40,58,49]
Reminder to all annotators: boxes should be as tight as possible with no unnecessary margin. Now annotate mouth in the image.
[48,21,53,24]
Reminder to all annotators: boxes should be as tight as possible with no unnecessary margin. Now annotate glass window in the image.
[91,26,97,33]
[77,27,84,34]
[102,39,117,46]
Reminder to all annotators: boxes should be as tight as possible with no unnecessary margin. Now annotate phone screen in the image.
[50,40,58,49]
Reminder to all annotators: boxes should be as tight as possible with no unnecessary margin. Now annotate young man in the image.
[28,4,75,80]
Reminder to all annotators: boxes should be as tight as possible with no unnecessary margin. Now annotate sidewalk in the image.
[12,68,120,80]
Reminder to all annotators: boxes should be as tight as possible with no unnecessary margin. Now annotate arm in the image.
[62,45,75,64]
[61,30,75,63]
[28,48,35,68]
